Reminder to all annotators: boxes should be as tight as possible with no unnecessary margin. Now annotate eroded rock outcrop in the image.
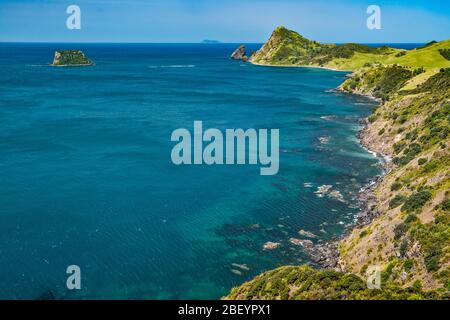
[231,45,248,61]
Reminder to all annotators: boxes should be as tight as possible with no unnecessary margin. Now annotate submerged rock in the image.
[298,229,317,238]
[263,241,280,250]
[232,263,250,271]
[231,269,243,276]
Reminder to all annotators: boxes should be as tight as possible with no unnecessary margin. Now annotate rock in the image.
[289,238,303,246]
[315,185,333,197]
[232,263,250,271]
[400,271,408,282]
[51,50,93,67]
[290,238,314,248]
[318,136,330,145]
[298,229,317,238]
[263,241,280,250]
[231,45,248,61]
[231,269,243,276]
[329,190,345,202]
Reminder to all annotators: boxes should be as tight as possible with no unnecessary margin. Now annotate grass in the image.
[235,26,450,299]
[225,265,444,300]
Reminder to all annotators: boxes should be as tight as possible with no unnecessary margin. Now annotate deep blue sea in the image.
[0,43,383,299]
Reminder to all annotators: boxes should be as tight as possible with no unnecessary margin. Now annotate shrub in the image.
[368,114,378,123]
[439,49,450,61]
[403,259,414,272]
[418,158,427,165]
[398,115,407,124]
[401,190,432,213]
[393,143,423,166]
[399,240,408,257]
[393,142,406,154]
[413,67,425,76]
[439,199,450,212]
[412,280,423,292]
[424,244,441,272]
[394,223,409,240]
[404,214,418,224]
[391,182,402,191]
[389,195,407,209]
[421,160,439,174]
[406,129,418,141]
[359,230,368,238]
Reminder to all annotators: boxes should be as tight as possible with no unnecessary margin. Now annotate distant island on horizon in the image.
[201,39,221,44]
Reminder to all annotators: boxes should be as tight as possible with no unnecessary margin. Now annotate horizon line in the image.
[0,41,428,44]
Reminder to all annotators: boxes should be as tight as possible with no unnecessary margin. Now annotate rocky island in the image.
[51,50,94,67]
[230,45,249,62]
[226,27,450,300]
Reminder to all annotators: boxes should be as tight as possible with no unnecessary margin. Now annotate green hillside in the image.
[228,27,450,300]
[226,266,443,300]
[250,27,450,83]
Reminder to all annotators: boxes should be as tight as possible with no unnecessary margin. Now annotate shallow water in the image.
[0,43,380,299]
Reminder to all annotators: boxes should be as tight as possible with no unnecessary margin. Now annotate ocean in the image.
[0,43,382,299]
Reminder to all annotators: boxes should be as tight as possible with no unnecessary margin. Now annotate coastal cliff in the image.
[51,50,93,67]
[227,27,450,300]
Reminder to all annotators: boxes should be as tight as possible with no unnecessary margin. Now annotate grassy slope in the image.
[339,69,450,294]
[328,40,450,71]
[251,27,450,87]
[227,28,450,300]
[226,266,442,300]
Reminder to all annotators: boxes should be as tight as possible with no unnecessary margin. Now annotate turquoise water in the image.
[0,44,380,299]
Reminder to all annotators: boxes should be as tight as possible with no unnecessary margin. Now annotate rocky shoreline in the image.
[304,100,390,271]
[231,40,393,272]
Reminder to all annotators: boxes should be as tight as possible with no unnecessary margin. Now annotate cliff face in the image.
[227,27,450,300]
[51,50,93,66]
[230,45,248,61]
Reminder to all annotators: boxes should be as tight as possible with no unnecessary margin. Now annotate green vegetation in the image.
[410,213,450,273]
[403,259,414,272]
[389,195,407,209]
[51,50,93,66]
[439,49,450,61]
[250,27,450,73]
[401,190,432,213]
[391,181,403,191]
[232,27,450,300]
[226,266,443,300]
[418,158,428,166]
[404,68,450,94]
[393,143,423,166]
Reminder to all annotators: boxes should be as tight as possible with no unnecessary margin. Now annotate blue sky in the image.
[0,0,449,43]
